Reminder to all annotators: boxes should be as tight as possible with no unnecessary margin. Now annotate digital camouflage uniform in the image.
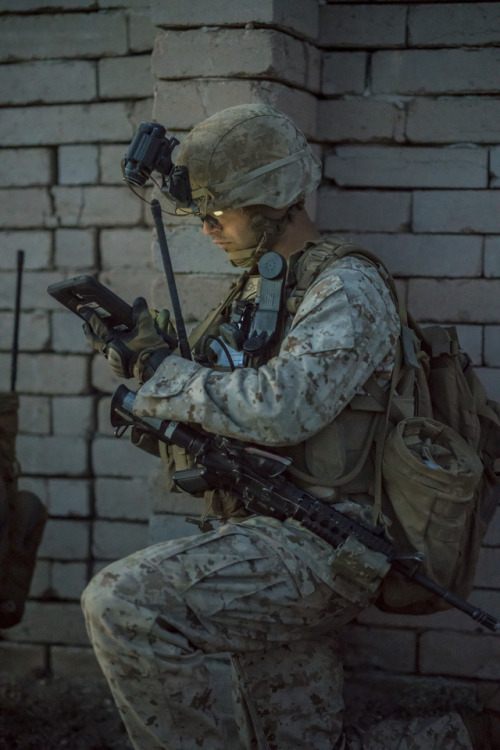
[82,252,473,750]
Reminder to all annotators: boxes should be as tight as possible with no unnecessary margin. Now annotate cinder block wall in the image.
[0,0,158,676]
[0,0,498,708]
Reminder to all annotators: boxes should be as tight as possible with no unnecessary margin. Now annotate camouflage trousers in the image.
[81,516,472,750]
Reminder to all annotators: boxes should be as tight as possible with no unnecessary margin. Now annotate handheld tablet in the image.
[47,275,134,332]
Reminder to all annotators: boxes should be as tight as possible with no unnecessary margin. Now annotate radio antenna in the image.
[10,250,24,392]
[150,200,192,360]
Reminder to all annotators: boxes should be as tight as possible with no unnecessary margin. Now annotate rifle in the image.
[111,384,500,633]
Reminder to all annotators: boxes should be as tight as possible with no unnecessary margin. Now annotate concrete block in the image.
[413,190,500,234]
[318,99,405,143]
[31,561,88,600]
[490,147,500,188]
[17,435,88,476]
[485,238,500,277]
[51,311,92,354]
[0,642,46,677]
[316,189,411,233]
[409,2,500,48]
[339,625,416,673]
[129,97,155,133]
[0,188,53,228]
[1,60,96,105]
[92,436,159,478]
[325,145,487,189]
[2,231,52,270]
[319,4,406,48]
[322,52,367,95]
[128,7,157,53]
[484,510,500,545]
[17,477,49,507]
[12,353,88,395]
[50,646,103,679]
[408,279,500,324]
[100,144,129,184]
[2,602,89,645]
[58,145,99,185]
[153,80,318,140]
[476,367,500,400]
[18,395,51,435]
[52,186,143,227]
[485,326,500,367]
[152,29,320,92]
[373,49,500,95]
[54,228,96,268]
[347,233,483,278]
[475,548,500,588]
[1,0,95,10]
[52,395,95,436]
[0,103,134,146]
[92,520,149,559]
[95,477,153,520]
[0,147,54,186]
[100,228,154,269]
[419,631,499,679]
[38,519,90,560]
[0,270,61,310]
[97,395,114,436]
[151,0,319,42]
[0,311,50,351]
[99,54,154,99]
[407,97,500,144]
[47,478,91,518]
[453,325,483,366]
[0,12,127,61]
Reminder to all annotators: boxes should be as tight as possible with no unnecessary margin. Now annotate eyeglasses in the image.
[200,213,223,230]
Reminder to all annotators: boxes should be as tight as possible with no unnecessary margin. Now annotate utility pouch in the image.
[379,417,483,611]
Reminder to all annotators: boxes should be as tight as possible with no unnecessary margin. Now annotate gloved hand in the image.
[81,297,174,382]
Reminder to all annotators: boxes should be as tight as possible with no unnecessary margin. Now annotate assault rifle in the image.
[111,384,499,633]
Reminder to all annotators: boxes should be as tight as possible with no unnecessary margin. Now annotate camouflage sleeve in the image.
[133,258,400,446]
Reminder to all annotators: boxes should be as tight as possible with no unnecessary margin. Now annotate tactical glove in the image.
[81,297,175,382]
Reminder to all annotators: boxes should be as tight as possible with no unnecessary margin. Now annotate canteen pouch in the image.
[378,417,483,612]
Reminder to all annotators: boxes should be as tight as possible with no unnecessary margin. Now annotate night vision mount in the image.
[122,121,192,210]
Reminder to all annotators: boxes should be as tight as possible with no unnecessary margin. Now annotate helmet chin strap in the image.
[225,203,302,269]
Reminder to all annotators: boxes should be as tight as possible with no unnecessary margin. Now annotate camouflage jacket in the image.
[134,239,400,511]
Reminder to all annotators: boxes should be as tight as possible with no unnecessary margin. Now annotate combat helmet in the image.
[172,103,322,216]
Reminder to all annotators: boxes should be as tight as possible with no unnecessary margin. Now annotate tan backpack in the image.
[294,239,500,615]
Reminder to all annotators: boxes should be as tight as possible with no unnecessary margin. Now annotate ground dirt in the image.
[0,675,132,750]
[0,670,484,750]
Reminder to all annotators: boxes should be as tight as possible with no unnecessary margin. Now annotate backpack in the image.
[294,239,500,615]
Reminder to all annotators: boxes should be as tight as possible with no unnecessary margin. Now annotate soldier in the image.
[81,104,495,750]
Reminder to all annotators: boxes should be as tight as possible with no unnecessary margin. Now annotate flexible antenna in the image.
[10,250,24,392]
[150,199,192,360]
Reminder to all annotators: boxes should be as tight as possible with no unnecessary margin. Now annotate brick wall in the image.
[0,0,158,676]
[1,0,498,714]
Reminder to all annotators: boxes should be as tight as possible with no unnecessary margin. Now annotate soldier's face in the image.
[201,208,259,252]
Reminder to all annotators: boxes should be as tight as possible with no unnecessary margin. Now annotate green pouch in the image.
[379,417,483,611]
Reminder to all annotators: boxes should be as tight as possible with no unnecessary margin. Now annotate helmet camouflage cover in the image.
[173,103,322,215]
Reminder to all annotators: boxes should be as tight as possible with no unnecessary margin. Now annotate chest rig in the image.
[186,237,414,519]
[190,250,291,371]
